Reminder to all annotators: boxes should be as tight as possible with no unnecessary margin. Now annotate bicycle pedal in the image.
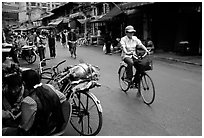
[130,83,138,89]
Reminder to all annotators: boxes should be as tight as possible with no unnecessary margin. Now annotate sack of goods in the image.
[102,44,106,53]
[68,63,100,80]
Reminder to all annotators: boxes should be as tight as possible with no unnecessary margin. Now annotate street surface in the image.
[20,41,202,136]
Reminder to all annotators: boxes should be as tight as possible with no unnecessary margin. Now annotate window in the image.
[103,3,109,14]
[42,3,46,7]
[30,2,36,6]
[93,7,97,16]
[37,3,40,6]
[42,8,47,12]
[26,2,29,6]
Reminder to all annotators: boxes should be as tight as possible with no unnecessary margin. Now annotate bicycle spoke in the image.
[70,92,102,135]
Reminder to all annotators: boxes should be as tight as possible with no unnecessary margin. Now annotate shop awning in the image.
[98,6,123,21]
[37,26,55,30]
[48,18,63,26]
[98,2,154,22]
[77,19,90,24]
[121,2,153,10]
[69,12,85,19]
[14,26,28,31]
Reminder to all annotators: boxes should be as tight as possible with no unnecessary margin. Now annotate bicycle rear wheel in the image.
[118,65,130,92]
[70,91,102,136]
[139,73,155,105]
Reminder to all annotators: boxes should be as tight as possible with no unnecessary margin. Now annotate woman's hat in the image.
[125,25,136,33]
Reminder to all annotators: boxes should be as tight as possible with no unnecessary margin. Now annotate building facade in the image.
[18,2,64,23]
[2,2,19,28]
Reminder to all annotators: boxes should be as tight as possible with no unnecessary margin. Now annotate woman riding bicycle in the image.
[120,25,150,87]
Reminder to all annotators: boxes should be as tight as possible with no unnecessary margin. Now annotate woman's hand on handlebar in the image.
[141,50,150,58]
[146,50,150,55]
[126,51,134,55]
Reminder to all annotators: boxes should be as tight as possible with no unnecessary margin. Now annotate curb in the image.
[153,56,202,66]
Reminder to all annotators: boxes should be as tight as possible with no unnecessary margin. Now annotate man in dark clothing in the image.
[61,30,66,48]
[67,29,77,58]
[104,32,112,55]
[48,32,56,58]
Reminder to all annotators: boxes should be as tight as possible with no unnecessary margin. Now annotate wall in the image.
[151,3,201,54]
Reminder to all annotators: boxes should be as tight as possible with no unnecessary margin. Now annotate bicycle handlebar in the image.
[128,51,149,60]
[53,59,66,70]
[40,57,54,63]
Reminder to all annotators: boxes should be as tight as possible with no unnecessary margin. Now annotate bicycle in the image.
[118,51,155,105]
[77,37,89,47]
[50,63,103,136]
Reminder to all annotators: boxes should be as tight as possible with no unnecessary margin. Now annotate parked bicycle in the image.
[42,62,103,136]
[118,51,155,105]
[77,37,89,47]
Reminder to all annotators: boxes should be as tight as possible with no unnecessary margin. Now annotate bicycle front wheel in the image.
[70,91,103,136]
[139,73,155,105]
[118,65,130,92]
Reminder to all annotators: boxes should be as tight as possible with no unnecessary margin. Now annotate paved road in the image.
[20,42,202,136]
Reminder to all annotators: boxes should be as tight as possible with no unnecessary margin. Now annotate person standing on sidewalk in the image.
[104,32,112,55]
[48,31,56,58]
[37,34,46,66]
[61,30,67,48]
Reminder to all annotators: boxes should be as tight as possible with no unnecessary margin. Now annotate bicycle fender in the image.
[118,64,126,74]
[86,91,103,113]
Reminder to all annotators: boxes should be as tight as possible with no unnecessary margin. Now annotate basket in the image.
[138,55,153,71]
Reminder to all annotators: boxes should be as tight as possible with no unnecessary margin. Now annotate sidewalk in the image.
[91,44,202,66]
[153,52,202,66]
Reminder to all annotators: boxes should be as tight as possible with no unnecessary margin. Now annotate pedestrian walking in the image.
[67,29,77,58]
[37,34,46,65]
[56,32,61,42]
[61,30,67,48]
[48,31,56,58]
